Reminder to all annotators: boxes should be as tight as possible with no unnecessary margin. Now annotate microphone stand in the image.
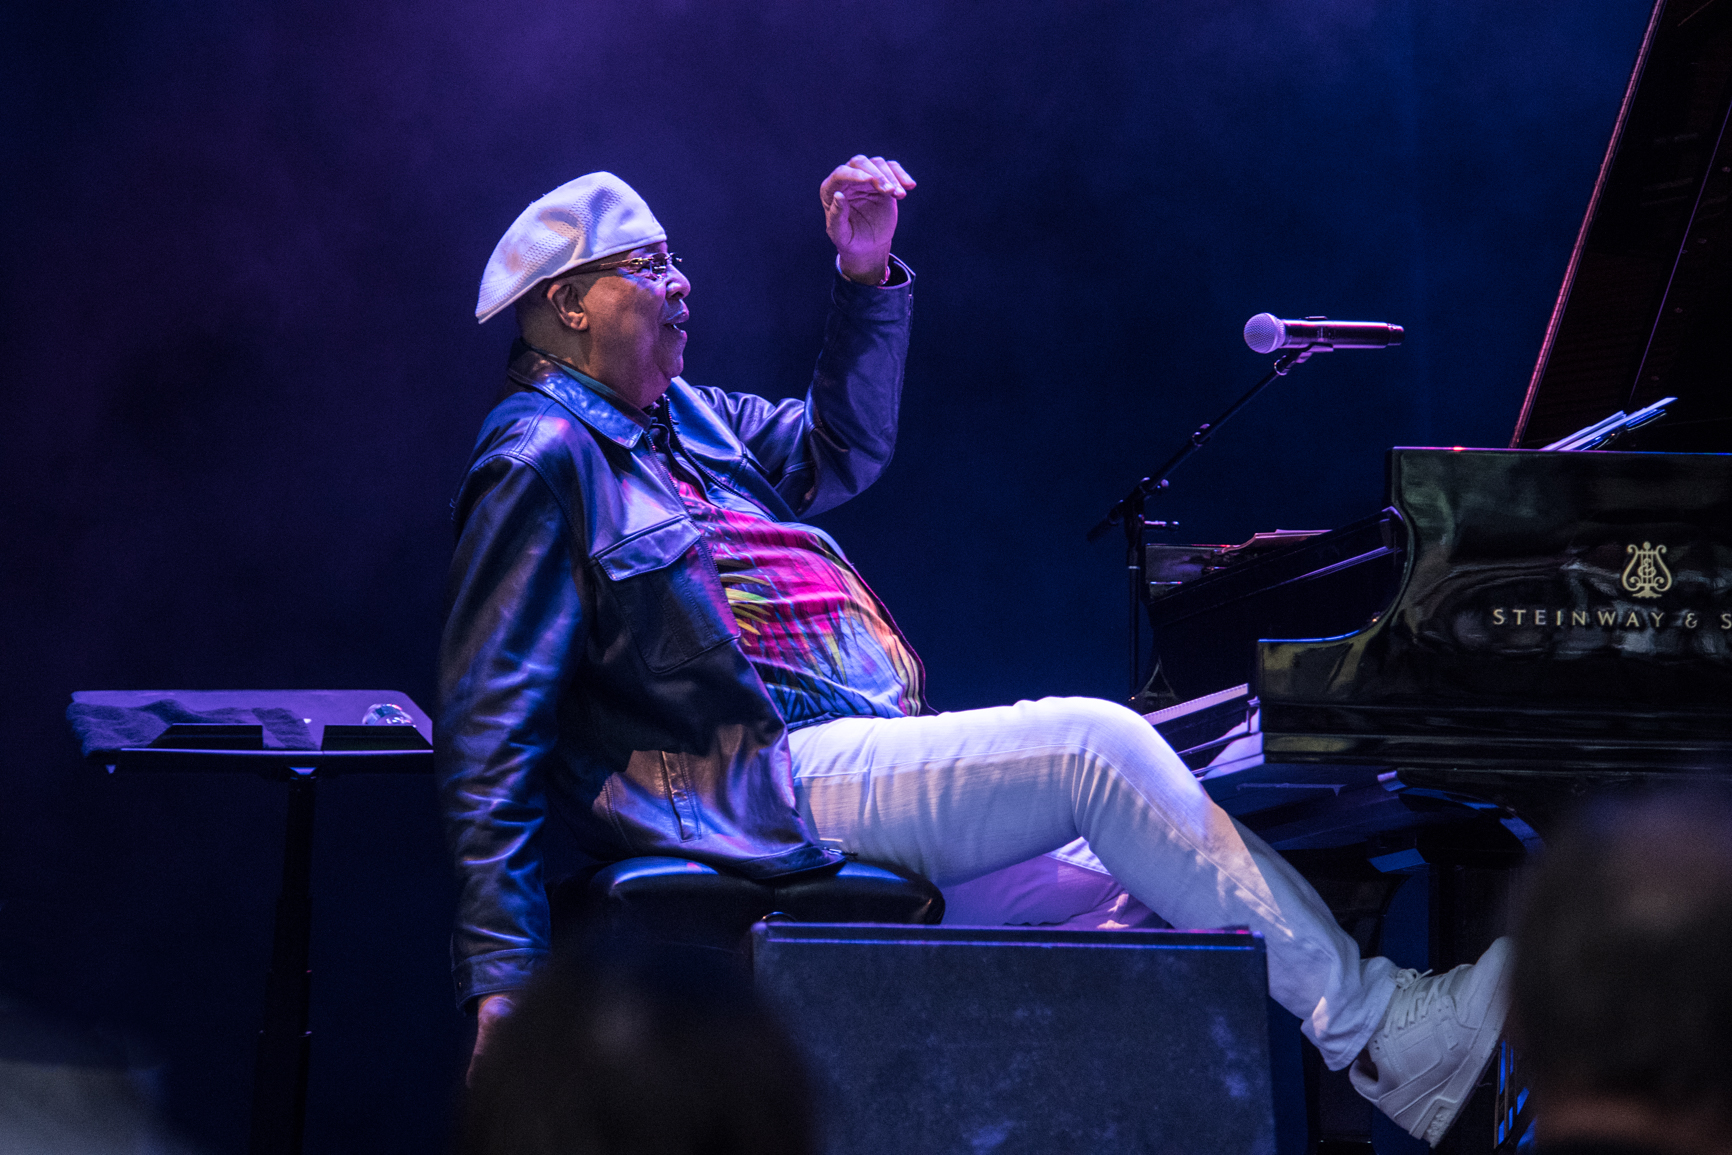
[1088,346,1316,698]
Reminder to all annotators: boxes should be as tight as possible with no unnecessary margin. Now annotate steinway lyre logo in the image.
[1621,541,1672,599]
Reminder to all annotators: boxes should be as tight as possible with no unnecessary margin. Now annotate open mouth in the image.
[662,309,689,333]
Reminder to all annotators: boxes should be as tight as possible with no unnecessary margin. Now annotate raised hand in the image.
[820,155,916,284]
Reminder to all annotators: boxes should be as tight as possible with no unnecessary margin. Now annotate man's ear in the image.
[546,280,589,332]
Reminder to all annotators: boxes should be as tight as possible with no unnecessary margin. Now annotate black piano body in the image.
[1149,447,1732,852]
[1133,1,1732,1145]
[1143,451,1732,1153]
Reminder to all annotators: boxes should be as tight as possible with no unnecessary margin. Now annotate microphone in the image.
[1243,313,1403,354]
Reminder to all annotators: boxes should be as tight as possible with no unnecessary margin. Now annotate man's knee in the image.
[1017,696,1170,761]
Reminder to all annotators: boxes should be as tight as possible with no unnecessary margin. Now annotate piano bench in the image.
[550,856,945,952]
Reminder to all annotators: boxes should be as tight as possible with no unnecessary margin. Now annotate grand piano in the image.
[1134,2,1732,1149]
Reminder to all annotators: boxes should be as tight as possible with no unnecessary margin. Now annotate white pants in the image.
[788,696,1398,1069]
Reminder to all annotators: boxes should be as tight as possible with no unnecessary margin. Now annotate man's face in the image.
[555,241,691,406]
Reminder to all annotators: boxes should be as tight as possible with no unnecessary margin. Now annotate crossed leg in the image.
[787,695,1400,1070]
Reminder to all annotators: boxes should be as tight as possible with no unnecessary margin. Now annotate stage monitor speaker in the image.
[752,923,1276,1155]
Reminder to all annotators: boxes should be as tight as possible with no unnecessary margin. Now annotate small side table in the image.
[71,689,435,1155]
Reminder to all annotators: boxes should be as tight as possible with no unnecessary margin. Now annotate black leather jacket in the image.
[436,264,913,1006]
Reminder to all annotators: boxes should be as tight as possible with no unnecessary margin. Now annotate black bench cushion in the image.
[558,856,944,950]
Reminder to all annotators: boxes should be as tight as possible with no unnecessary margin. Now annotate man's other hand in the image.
[466,992,517,1086]
[821,155,916,284]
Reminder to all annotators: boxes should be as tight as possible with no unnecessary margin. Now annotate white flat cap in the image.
[475,172,666,324]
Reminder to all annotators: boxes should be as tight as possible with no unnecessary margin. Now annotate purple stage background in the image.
[3,1,1649,1150]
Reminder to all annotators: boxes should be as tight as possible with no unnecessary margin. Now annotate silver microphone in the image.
[1243,313,1404,354]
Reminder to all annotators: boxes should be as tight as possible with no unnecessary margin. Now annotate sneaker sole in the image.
[1417,939,1514,1147]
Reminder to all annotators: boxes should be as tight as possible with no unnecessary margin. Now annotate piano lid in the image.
[1511,0,1732,452]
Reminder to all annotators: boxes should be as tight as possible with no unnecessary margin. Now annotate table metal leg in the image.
[248,771,316,1155]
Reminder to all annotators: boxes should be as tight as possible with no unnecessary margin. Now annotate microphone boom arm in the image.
[1089,344,1316,698]
[1092,313,1399,698]
[1086,345,1313,544]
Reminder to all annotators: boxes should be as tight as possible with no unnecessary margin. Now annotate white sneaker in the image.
[1349,936,1514,1147]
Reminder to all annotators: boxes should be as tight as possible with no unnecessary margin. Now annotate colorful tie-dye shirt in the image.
[665,468,924,729]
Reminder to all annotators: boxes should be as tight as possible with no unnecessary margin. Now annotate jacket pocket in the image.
[595,518,737,674]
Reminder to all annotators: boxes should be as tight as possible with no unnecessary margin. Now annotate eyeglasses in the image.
[566,252,684,282]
